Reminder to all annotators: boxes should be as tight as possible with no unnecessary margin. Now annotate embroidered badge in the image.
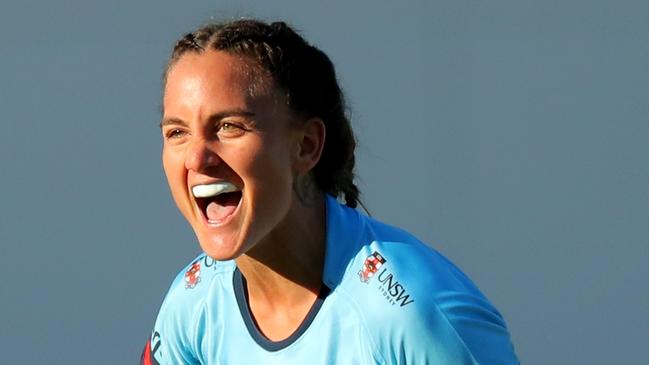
[358,251,386,283]
[184,260,202,289]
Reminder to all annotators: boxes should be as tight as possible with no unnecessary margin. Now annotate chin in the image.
[195,230,247,261]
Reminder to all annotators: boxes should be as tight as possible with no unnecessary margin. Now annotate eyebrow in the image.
[159,108,256,129]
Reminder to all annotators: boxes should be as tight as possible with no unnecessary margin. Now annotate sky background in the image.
[1,0,647,364]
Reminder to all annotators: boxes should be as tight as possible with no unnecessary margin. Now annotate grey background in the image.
[0,0,647,364]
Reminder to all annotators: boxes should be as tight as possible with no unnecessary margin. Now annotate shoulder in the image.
[148,254,235,363]
[160,253,235,314]
[340,213,518,364]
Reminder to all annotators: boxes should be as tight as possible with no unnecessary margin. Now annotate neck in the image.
[235,191,327,309]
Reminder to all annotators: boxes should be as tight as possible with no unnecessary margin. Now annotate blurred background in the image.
[0,0,647,363]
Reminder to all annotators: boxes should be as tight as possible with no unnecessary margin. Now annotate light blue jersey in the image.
[142,195,519,364]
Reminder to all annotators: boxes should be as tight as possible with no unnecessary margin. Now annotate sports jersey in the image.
[142,195,519,364]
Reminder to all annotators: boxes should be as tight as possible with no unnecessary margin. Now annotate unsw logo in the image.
[359,251,414,307]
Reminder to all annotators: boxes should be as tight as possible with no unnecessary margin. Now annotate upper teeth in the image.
[192,182,239,198]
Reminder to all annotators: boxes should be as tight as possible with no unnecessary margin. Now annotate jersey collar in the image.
[322,194,364,290]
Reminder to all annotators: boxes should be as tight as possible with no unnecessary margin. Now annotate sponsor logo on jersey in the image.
[358,251,386,283]
[359,251,414,307]
[377,268,414,307]
[184,260,202,289]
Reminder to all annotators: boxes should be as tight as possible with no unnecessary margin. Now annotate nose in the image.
[184,137,221,172]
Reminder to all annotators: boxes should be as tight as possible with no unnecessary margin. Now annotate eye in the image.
[217,122,247,137]
[220,123,238,131]
[164,128,187,140]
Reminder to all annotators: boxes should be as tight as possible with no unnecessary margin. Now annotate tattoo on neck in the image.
[293,174,317,207]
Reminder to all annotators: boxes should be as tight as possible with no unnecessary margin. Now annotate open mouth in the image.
[192,182,242,224]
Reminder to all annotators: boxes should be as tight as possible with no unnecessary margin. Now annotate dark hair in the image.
[166,19,361,208]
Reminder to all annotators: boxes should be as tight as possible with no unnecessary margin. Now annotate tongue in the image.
[206,202,236,221]
[205,194,239,221]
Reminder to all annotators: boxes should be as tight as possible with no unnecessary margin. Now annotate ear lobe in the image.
[294,117,326,174]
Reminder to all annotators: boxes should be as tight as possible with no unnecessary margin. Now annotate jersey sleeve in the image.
[370,273,519,364]
[371,287,519,365]
[359,239,519,365]
[432,289,519,365]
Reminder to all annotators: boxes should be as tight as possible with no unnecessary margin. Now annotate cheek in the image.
[162,149,189,204]
[249,141,294,186]
[162,146,185,178]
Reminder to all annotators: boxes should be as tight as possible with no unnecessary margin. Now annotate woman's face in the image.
[161,50,301,260]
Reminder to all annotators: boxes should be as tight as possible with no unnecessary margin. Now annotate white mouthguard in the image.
[192,182,239,198]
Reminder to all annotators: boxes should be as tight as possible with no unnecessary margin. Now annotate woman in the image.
[142,19,518,364]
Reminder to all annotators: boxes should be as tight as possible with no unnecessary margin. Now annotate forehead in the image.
[164,50,273,107]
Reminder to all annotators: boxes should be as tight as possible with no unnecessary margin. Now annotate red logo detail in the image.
[184,260,202,289]
[358,251,386,283]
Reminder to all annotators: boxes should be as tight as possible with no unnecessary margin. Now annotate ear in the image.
[293,117,326,174]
